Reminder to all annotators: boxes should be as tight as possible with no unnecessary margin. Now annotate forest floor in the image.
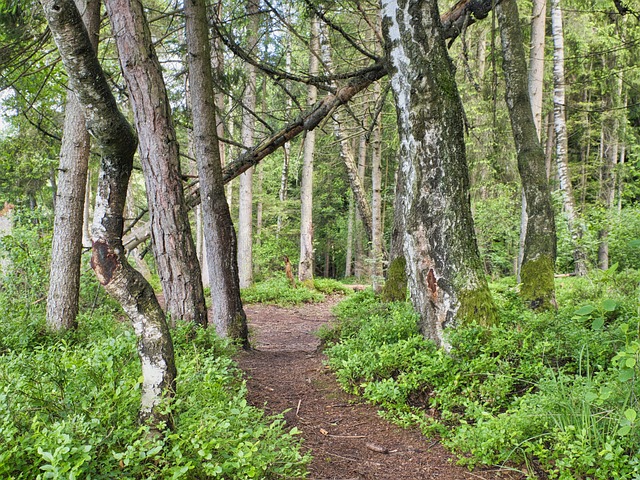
[235,295,525,480]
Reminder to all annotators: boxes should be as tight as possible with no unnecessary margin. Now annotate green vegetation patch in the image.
[323,275,640,479]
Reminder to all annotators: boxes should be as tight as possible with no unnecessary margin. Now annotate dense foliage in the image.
[0,218,309,479]
[321,279,640,479]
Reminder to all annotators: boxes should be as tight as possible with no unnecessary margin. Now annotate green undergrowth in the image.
[0,307,310,479]
[320,273,640,479]
[240,274,350,306]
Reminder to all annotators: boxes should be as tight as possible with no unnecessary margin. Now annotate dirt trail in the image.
[236,295,522,480]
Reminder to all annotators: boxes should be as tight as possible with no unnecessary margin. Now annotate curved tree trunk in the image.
[105,0,207,327]
[497,0,557,310]
[184,0,249,347]
[381,0,497,347]
[40,0,176,430]
[46,0,100,331]
[551,0,587,276]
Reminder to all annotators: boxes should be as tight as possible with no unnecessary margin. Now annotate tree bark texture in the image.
[40,0,176,429]
[298,14,319,283]
[46,0,100,331]
[497,0,557,310]
[371,82,384,293]
[551,0,587,276]
[381,0,497,346]
[105,0,207,327]
[237,0,260,288]
[184,0,249,346]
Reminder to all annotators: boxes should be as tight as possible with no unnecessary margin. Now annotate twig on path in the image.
[296,399,302,416]
[323,451,382,466]
[328,434,367,439]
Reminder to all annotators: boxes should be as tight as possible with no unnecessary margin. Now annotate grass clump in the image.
[241,275,343,306]
[322,273,640,479]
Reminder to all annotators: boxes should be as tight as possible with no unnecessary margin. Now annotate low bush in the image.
[241,275,325,305]
[322,274,640,479]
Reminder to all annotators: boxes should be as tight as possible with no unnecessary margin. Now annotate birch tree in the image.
[551,0,587,275]
[381,0,497,346]
[40,0,175,429]
[298,14,319,283]
[237,0,260,288]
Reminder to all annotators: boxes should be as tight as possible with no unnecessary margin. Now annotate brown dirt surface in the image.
[236,295,525,480]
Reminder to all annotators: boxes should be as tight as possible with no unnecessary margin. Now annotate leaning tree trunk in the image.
[184,0,249,347]
[237,0,260,288]
[551,0,587,276]
[105,0,207,327]
[46,0,100,331]
[381,0,497,346]
[298,14,319,284]
[40,0,176,430]
[497,0,557,310]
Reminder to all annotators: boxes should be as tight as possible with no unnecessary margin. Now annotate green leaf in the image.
[619,368,635,382]
[624,408,637,423]
[620,323,629,334]
[625,357,636,368]
[575,305,595,316]
[592,317,605,330]
[602,299,617,312]
[617,425,631,436]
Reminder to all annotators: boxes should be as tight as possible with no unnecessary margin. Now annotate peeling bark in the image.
[40,0,176,429]
[382,0,497,346]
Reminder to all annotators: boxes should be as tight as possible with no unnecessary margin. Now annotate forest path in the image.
[235,295,520,480]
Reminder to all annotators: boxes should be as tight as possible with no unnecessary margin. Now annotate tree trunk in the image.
[237,0,260,288]
[105,0,207,327]
[370,82,384,293]
[345,193,354,277]
[497,0,557,310]
[46,0,100,331]
[40,0,175,429]
[184,0,249,347]
[381,0,497,347]
[598,71,623,269]
[381,164,407,303]
[298,14,319,284]
[277,44,293,235]
[551,0,587,275]
[354,133,367,279]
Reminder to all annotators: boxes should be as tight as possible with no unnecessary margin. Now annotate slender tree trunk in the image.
[345,194,354,277]
[298,14,319,283]
[82,171,92,248]
[371,82,384,293]
[41,0,175,429]
[354,134,367,279]
[516,0,546,283]
[381,0,497,346]
[497,0,556,310]
[598,71,623,269]
[46,0,100,331]
[106,0,207,327]
[184,0,249,346]
[277,45,293,235]
[237,0,260,288]
[551,0,587,275]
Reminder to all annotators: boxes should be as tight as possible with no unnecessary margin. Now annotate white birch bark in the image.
[298,14,319,283]
[551,0,587,275]
[237,0,260,288]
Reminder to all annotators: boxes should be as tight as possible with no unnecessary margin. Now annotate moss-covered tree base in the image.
[381,257,407,302]
[520,255,557,311]
[457,285,499,327]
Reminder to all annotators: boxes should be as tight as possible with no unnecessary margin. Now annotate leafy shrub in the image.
[312,277,351,295]
[323,274,640,479]
[0,314,310,478]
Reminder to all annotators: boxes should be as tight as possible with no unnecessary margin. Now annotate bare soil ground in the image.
[236,295,524,480]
